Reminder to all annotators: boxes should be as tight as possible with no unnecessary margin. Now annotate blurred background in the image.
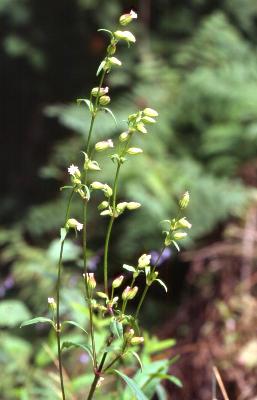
[1,0,257,398]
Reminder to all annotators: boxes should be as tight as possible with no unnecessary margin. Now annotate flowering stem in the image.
[135,246,166,320]
[55,189,74,400]
[104,163,121,295]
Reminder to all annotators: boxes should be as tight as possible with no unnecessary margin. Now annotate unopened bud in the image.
[122,286,138,301]
[130,336,144,345]
[99,95,111,106]
[108,56,122,66]
[116,202,128,213]
[124,328,135,340]
[143,107,158,117]
[127,147,143,155]
[136,123,147,134]
[91,181,105,190]
[173,232,187,240]
[179,191,190,209]
[119,10,137,26]
[95,139,113,152]
[91,86,109,97]
[119,131,129,142]
[87,160,101,171]
[114,30,136,43]
[66,218,83,231]
[107,44,116,55]
[112,275,124,288]
[141,116,156,124]
[98,201,109,211]
[127,202,141,210]
[176,217,192,229]
[85,273,96,290]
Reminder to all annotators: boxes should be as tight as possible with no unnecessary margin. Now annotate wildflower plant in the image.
[21,10,191,400]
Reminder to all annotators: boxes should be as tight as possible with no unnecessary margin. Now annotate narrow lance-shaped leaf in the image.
[62,341,93,363]
[102,107,118,126]
[155,279,168,293]
[113,370,148,400]
[63,320,88,334]
[20,317,53,328]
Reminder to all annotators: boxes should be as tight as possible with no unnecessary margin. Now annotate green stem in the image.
[103,163,121,295]
[135,247,166,320]
[55,189,74,400]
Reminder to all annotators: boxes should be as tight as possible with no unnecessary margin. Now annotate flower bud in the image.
[98,201,109,211]
[127,147,143,155]
[119,131,129,142]
[138,254,151,268]
[96,291,108,300]
[95,139,113,152]
[85,273,96,290]
[176,217,192,229]
[99,95,111,106]
[122,286,138,301]
[91,86,109,97]
[130,336,144,345]
[91,181,105,190]
[125,328,135,340]
[108,56,122,66]
[96,377,105,388]
[179,191,190,209]
[66,218,83,231]
[112,275,124,288]
[173,232,187,240]
[119,10,137,26]
[114,30,136,43]
[141,116,156,124]
[116,202,128,213]
[136,123,147,134]
[107,44,116,55]
[127,202,141,210]
[87,160,101,171]
[100,209,112,217]
[143,107,158,117]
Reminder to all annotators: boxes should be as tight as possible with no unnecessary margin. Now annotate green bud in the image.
[141,116,156,124]
[112,275,124,288]
[108,56,122,66]
[143,107,158,117]
[114,30,136,43]
[116,202,128,213]
[91,181,105,190]
[100,209,112,216]
[66,218,83,231]
[119,131,130,142]
[127,147,143,155]
[179,191,190,209]
[84,273,96,290]
[95,139,114,151]
[127,202,141,210]
[138,254,151,268]
[130,336,144,345]
[87,160,101,171]
[136,122,147,134]
[96,291,109,300]
[175,217,192,229]
[124,328,135,340]
[173,232,187,240]
[107,44,116,55]
[122,286,138,301]
[99,95,111,106]
[119,10,137,26]
[98,201,109,211]
[91,86,109,97]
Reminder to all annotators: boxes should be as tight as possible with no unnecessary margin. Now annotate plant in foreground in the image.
[21,10,191,400]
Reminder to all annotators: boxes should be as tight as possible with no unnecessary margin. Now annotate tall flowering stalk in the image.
[21,10,192,400]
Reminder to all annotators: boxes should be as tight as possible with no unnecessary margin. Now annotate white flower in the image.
[96,377,105,388]
[107,139,114,148]
[76,222,83,231]
[68,164,80,176]
[138,254,151,268]
[66,218,83,231]
[48,297,55,304]
[130,10,138,19]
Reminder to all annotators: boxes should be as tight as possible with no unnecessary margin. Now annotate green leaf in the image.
[77,98,94,113]
[102,107,118,126]
[60,227,67,242]
[63,320,88,334]
[20,317,53,328]
[130,351,143,372]
[113,370,148,400]
[110,318,123,339]
[155,384,168,400]
[61,341,93,363]
[155,279,168,293]
[123,264,136,273]
[96,60,106,76]
[0,300,32,327]
[154,374,183,388]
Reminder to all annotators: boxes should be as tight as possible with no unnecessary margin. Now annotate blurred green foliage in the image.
[1,0,257,398]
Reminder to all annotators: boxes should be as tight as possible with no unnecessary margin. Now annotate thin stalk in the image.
[103,164,121,295]
[135,246,165,320]
[55,189,74,400]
